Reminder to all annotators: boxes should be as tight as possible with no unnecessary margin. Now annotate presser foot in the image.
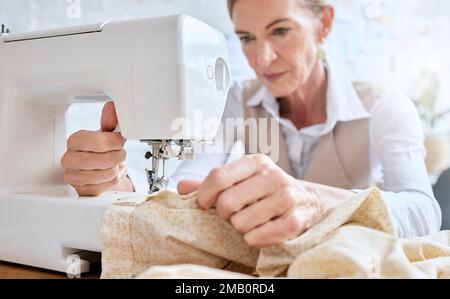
[145,169,169,194]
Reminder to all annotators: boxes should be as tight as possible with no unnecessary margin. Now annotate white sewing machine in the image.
[0,15,231,274]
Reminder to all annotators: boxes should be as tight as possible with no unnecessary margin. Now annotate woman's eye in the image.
[239,35,254,44]
[272,28,291,37]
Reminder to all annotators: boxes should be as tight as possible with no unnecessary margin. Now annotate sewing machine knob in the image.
[215,57,230,91]
[145,151,153,160]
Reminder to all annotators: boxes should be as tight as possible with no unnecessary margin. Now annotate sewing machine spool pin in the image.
[0,24,11,37]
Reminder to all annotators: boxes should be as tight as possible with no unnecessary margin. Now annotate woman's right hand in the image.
[61,102,135,196]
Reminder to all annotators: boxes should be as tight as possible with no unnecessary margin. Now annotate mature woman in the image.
[61,0,441,248]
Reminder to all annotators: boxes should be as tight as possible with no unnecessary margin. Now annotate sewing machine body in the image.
[0,15,230,273]
[0,188,120,273]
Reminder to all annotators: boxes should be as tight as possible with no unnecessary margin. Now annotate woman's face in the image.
[232,0,326,97]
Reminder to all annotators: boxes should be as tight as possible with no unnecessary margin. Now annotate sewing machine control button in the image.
[207,65,214,80]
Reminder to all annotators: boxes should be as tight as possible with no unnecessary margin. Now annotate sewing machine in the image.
[0,15,231,274]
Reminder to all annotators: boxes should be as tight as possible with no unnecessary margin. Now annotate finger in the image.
[64,166,120,186]
[197,154,271,210]
[215,172,278,220]
[230,188,297,234]
[61,149,126,170]
[67,130,125,153]
[177,180,202,195]
[101,101,118,132]
[74,165,128,196]
[244,206,316,249]
[74,178,120,197]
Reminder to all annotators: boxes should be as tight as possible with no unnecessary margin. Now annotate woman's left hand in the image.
[178,154,354,249]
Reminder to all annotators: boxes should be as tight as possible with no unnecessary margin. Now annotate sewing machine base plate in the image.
[0,187,137,274]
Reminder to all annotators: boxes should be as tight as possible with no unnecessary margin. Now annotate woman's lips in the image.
[263,71,288,82]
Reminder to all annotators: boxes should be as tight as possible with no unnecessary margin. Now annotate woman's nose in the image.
[256,41,277,67]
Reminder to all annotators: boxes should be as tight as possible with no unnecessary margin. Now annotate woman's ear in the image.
[318,5,334,41]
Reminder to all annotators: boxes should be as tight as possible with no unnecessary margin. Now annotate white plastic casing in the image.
[0,15,231,273]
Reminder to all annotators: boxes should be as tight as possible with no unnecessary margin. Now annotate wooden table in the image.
[0,261,101,279]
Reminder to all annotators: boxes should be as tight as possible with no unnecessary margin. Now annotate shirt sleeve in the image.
[370,89,442,238]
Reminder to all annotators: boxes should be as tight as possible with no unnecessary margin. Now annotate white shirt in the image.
[129,60,442,239]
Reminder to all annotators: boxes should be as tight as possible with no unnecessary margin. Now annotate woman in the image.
[61,0,442,248]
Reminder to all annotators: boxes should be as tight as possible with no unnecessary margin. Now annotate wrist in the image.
[302,180,354,212]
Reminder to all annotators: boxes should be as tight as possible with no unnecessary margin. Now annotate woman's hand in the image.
[61,102,135,196]
[178,154,354,248]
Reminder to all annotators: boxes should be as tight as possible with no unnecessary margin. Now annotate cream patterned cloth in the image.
[101,188,450,279]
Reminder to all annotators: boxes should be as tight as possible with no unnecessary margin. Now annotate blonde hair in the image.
[227,0,330,18]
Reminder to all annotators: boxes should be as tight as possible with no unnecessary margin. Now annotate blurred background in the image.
[1,0,450,179]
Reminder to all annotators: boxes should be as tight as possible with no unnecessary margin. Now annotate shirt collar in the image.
[245,60,371,128]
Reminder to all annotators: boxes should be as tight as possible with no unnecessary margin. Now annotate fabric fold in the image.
[101,188,450,279]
